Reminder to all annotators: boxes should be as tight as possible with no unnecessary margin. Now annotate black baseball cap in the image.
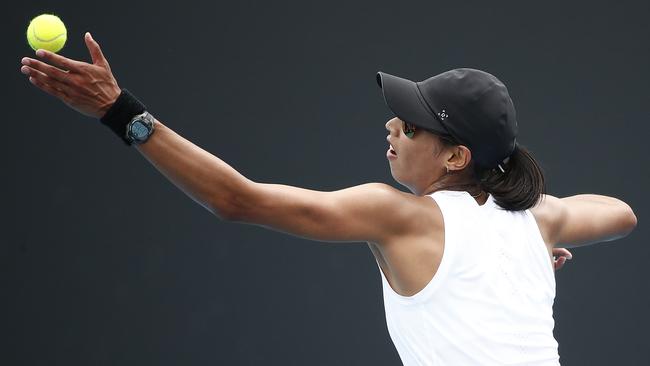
[376,68,518,170]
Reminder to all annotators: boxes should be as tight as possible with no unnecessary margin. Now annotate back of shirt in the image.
[380,190,559,366]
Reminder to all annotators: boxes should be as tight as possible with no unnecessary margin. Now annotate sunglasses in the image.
[401,120,458,144]
[402,121,417,138]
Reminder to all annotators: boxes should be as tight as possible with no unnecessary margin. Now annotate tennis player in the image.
[20,33,637,365]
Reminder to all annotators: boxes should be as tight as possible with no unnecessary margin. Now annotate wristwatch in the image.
[125,111,155,145]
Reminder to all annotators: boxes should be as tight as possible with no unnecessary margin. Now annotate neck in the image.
[419,171,484,198]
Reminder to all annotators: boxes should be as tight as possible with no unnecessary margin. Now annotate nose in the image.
[385,117,399,135]
[384,118,393,131]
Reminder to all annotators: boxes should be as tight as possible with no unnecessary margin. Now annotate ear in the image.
[446,145,472,172]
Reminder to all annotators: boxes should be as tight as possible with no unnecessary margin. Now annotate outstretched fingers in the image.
[84,32,109,67]
[27,71,71,102]
[34,49,84,73]
[21,57,73,85]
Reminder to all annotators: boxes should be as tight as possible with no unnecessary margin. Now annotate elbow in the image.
[209,180,257,223]
[213,206,240,222]
[621,202,638,236]
[627,207,638,232]
[223,205,249,222]
[211,200,248,222]
[210,192,252,223]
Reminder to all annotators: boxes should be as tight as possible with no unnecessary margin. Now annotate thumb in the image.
[84,32,109,67]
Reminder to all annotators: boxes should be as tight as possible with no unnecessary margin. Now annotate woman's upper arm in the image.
[228,182,438,243]
[531,194,637,248]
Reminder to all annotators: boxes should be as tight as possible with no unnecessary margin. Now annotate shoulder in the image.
[368,183,444,220]
[529,194,568,247]
[359,183,444,241]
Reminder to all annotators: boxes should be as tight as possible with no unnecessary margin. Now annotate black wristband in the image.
[100,89,147,146]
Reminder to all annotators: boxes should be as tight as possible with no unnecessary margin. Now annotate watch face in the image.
[131,121,149,139]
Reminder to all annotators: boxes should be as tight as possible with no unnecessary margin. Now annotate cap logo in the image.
[437,109,449,121]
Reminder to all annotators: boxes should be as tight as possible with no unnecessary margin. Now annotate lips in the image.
[386,144,398,160]
[386,136,397,160]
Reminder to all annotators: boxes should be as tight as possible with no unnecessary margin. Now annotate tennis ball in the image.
[26,14,67,53]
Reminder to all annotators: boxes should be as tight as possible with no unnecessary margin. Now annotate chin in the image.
[389,168,401,183]
[390,172,409,190]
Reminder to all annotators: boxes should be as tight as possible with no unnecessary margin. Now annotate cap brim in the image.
[376,71,449,136]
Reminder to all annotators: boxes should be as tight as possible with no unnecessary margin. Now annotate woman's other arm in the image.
[531,194,638,248]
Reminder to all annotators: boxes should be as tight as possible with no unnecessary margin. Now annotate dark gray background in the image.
[4,0,648,365]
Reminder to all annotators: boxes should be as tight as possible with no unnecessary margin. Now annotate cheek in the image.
[410,145,433,163]
[409,146,439,174]
[395,142,437,173]
[396,149,422,174]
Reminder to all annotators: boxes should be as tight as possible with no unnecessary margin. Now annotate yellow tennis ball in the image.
[26,14,67,53]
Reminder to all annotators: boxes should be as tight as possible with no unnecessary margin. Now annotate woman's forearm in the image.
[557,193,637,247]
[135,119,252,219]
[563,194,632,208]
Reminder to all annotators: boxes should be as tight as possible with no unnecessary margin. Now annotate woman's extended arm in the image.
[19,33,437,244]
[532,194,638,248]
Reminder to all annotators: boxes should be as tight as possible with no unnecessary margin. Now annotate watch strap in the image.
[100,89,147,146]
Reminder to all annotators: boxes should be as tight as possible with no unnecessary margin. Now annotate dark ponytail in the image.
[475,144,546,211]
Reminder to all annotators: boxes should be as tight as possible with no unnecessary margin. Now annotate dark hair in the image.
[474,144,546,211]
[438,135,546,211]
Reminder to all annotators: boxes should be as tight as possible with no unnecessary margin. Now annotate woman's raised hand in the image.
[20,32,121,119]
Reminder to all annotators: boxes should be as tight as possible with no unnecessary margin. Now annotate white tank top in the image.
[379,190,559,366]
